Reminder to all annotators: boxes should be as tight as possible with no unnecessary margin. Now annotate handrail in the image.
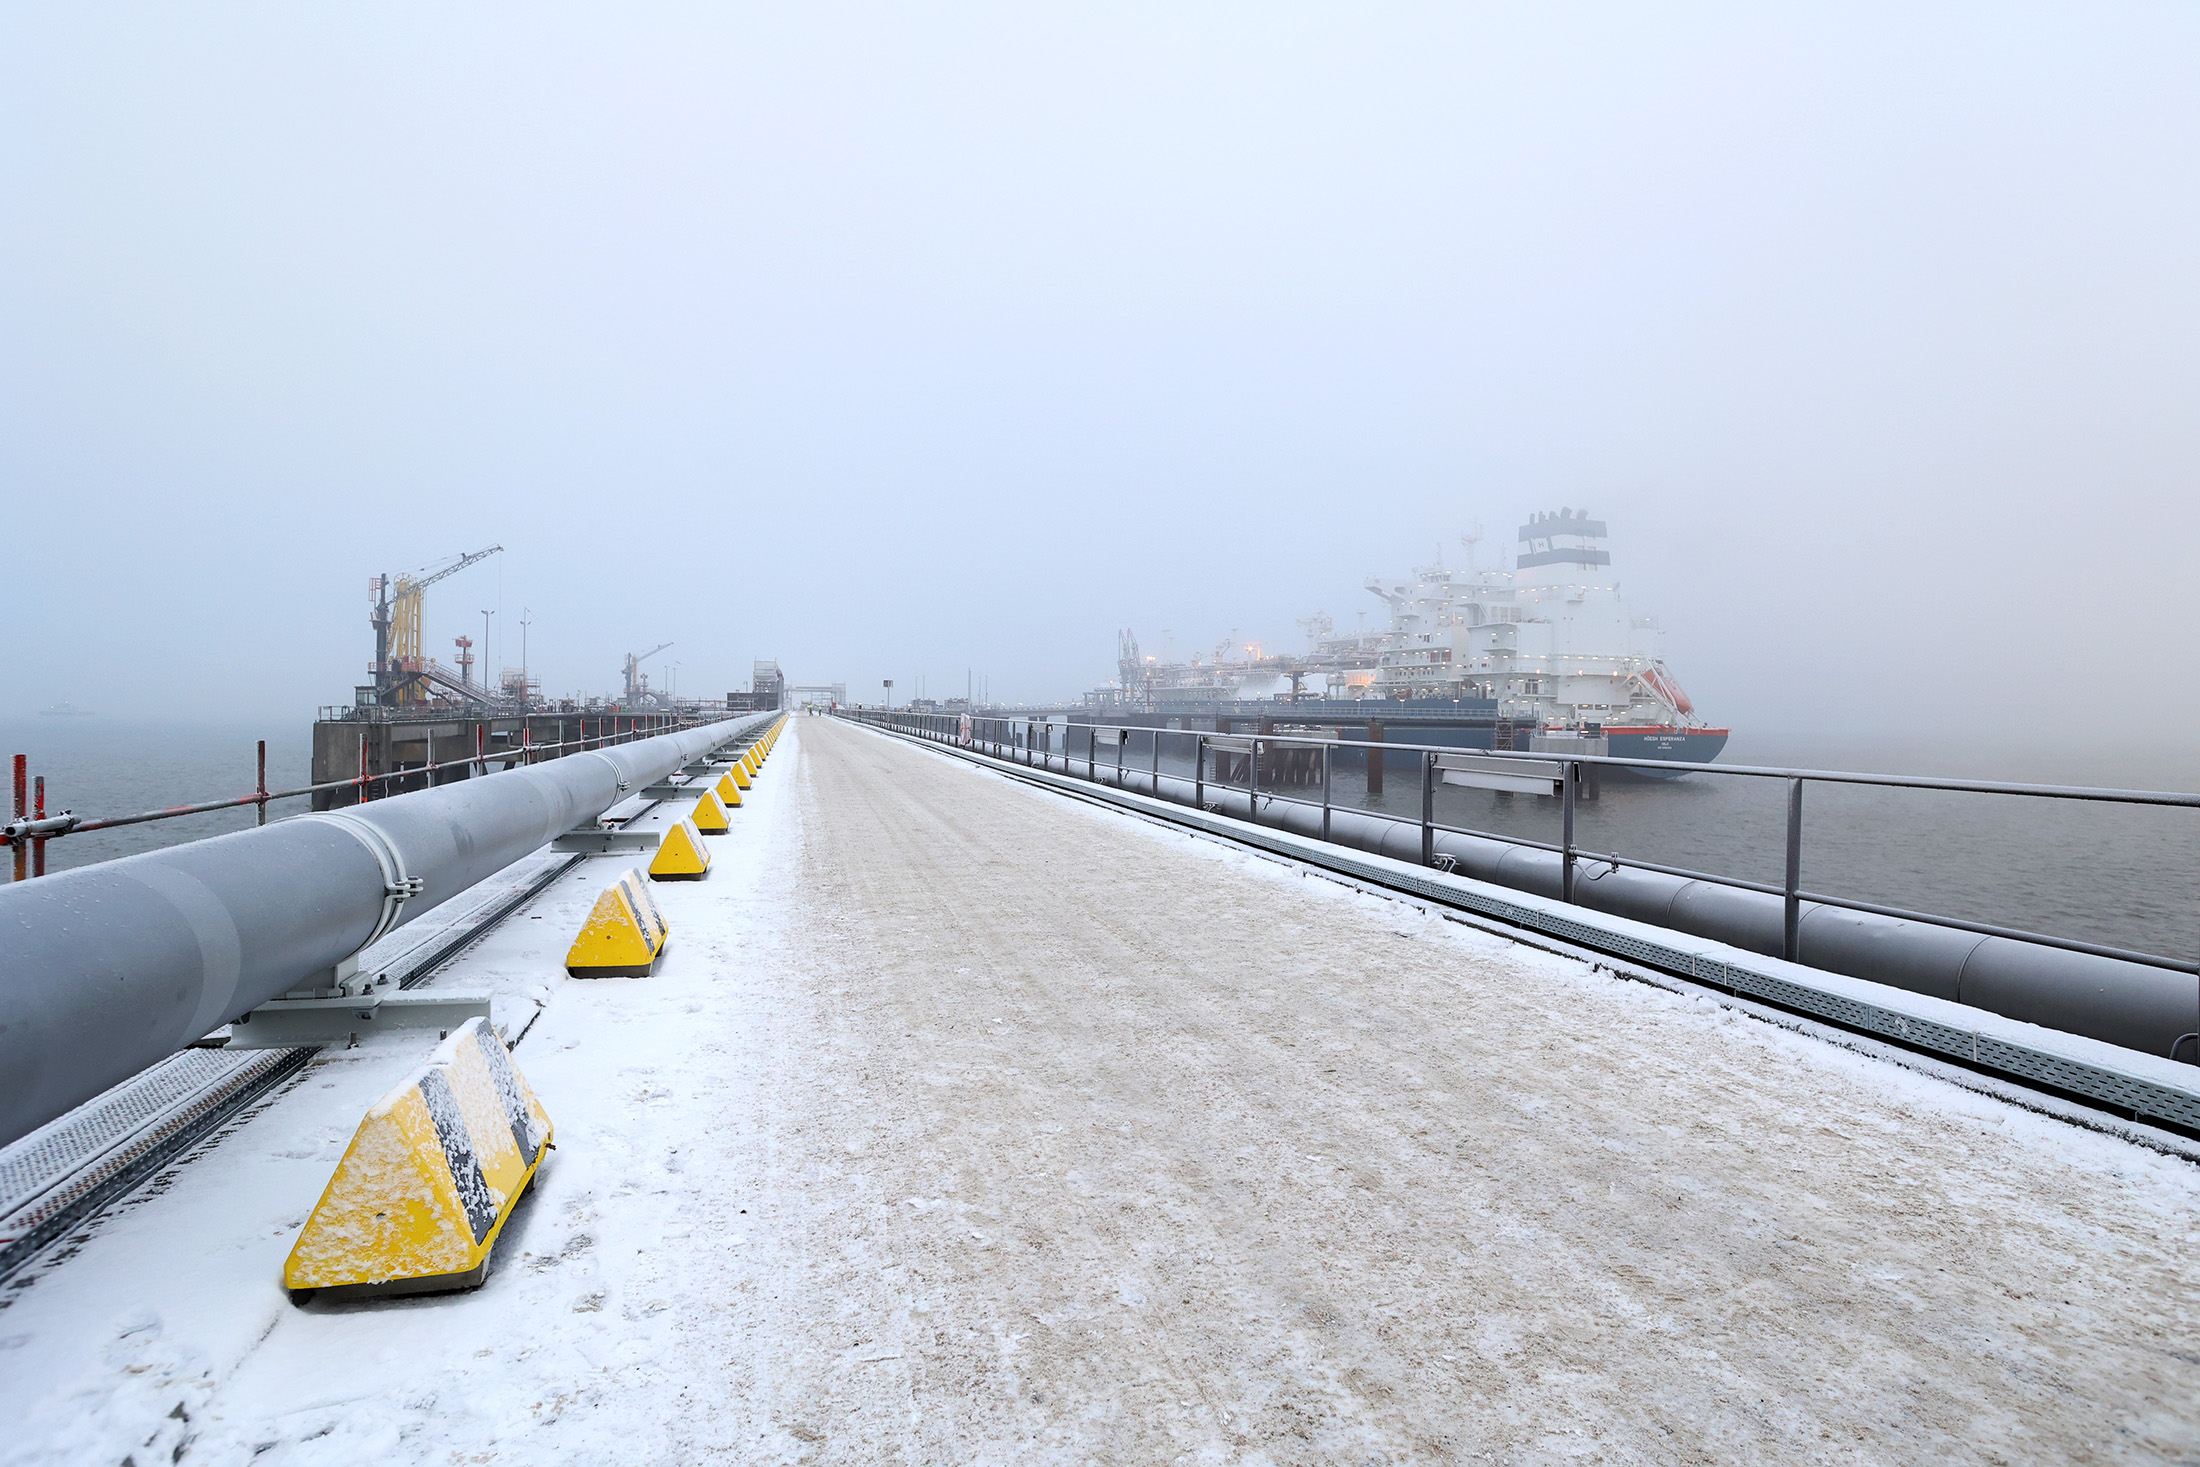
[842,707,2200,984]
[891,709,2200,807]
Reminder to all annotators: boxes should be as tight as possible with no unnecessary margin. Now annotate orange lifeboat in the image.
[1633,662,1694,718]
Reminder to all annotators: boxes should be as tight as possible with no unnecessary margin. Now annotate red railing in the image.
[5,715,706,880]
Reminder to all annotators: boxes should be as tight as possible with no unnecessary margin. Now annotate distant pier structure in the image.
[727,660,784,712]
[312,661,787,809]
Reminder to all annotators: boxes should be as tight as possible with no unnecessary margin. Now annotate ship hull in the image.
[1603,726,1729,779]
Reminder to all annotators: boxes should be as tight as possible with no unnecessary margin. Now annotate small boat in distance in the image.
[39,701,96,717]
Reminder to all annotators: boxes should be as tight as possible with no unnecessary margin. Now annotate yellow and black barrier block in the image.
[648,817,711,880]
[714,771,743,807]
[283,1016,553,1301]
[565,867,668,977]
[691,789,731,834]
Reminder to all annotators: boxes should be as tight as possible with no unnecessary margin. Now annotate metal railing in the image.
[4,714,701,881]
[320,698,747,723]
[845,708,2200,979]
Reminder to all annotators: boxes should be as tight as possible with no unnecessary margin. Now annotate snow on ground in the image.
[4,716,2198,1464]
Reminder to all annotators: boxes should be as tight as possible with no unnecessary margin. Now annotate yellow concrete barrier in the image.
[714,771,743,807]
[565,868,668,977]
[283,1016,553,1300]
[648,817,711,880]
[691,789,731,834]
[730,756,753,790]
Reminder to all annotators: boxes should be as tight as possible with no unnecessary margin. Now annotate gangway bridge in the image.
[0,708,2196,1461]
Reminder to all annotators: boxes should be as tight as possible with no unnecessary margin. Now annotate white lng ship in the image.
[1101,508,1725,773]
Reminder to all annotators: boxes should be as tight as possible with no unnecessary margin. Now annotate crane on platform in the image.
[369,545,503,705]
[622,642,673,705]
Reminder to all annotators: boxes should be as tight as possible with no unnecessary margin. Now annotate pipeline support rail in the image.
[0,712,778,1150]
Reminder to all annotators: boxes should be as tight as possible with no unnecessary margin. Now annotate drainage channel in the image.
[856,719,2200,1163]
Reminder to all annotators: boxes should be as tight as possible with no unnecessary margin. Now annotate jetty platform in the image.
[3,717,2196,1463]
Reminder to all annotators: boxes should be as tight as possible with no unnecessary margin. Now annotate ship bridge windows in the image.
[1517,548,1613,570]
[1516,509,1611,568]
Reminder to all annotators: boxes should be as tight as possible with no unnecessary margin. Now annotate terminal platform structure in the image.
[3,718,2196,1463]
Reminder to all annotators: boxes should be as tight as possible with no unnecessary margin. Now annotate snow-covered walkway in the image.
[6,715,2199,1464]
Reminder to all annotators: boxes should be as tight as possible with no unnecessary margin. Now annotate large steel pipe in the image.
[998,740,2198,1060]
[0,713,775,1149]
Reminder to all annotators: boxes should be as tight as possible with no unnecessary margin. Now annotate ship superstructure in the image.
[1363,509,1725,768]
[1369,511,1669,714]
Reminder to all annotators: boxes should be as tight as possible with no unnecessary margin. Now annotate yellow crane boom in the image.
[371,545,503,704]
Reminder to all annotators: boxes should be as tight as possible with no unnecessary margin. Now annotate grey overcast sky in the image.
[2,3,2194,737]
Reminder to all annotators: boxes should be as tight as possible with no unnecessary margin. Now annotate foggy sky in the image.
[3,3,2194,739]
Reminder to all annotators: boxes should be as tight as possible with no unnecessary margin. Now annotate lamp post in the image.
[518,608,533,709]
[479,610,495,702]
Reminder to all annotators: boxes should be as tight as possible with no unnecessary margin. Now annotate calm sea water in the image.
[1356,732,2200,965]
[6,717,2197,967]
[0,719,312,875]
